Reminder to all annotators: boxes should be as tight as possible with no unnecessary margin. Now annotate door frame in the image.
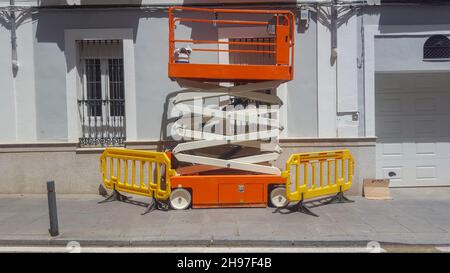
[364,25,450,180]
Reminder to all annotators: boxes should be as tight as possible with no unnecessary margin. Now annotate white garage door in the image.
[376,73,450,187]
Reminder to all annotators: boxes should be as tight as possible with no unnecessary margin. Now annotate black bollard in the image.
[46,181,59,236]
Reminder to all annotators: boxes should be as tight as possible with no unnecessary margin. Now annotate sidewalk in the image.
[1,188,450,247]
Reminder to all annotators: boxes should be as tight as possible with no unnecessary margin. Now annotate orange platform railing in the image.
[168,6,295,81]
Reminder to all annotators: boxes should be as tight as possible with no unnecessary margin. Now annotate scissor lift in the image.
[99,6,355,215]
[166,6,294,209]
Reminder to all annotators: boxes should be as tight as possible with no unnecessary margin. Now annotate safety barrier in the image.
[100,148,176,200]
[282,150,355,202]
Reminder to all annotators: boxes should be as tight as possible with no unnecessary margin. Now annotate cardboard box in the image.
[363,179,392,200]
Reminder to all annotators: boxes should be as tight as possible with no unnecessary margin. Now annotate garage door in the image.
[376,73,450,187]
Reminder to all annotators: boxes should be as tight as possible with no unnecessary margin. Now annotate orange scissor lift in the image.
[100,6,355,216]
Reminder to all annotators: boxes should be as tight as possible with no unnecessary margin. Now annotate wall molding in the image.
[0,137,376,153]
[280,137,376,147]
[0,142,78,153]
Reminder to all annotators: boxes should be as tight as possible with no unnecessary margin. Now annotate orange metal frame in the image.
[166,152,286,208]
[171,174,286,208]
[168,6,295,82]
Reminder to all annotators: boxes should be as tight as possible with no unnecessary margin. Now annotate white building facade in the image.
[0,0,449,194]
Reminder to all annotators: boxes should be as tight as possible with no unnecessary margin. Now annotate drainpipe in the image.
[331,0,338,60]
[10,0,19,76]
[331,0,338,136]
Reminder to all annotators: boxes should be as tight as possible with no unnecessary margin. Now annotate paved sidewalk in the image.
[1,188,450,246]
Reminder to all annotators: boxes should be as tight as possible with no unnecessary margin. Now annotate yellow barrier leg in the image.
[324,186,354,204]
[273,193,319,217]
[141,194,156,215]
[97,185,130,204]
[290,193,319,217]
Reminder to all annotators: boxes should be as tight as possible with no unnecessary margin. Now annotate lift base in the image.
[171,174,285,208]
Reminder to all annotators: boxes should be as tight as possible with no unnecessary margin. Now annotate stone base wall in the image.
[0,138,375,195]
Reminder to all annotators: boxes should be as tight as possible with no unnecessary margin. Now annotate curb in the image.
[0,238,390,248]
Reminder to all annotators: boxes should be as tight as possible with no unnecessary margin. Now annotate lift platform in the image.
[99,6,355,215]
[168,6,295,82]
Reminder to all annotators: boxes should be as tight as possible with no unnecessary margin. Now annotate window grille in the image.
[423,35,450,60]
[77,40,126,147]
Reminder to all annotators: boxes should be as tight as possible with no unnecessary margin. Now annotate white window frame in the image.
[64,28,136,143]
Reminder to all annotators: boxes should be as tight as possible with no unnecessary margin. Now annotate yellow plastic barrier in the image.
[282,150,355,202]
[100,148,176,200]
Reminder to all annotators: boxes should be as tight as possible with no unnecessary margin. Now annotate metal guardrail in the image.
[169,6,294,65]
[282,150,355,202]
[168,6,295,81]
[100,148,176,200]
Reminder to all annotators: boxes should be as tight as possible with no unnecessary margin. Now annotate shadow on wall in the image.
[177,1,311,35]
[316,5,357,30]
[375,72,450,144]
[169,4,316,67]
[159,4,319,147]
[24,3,325,146]
[179,0,298,5]
[33,8,169,74]
[0,7,37,30]
[0,6,38,77]
[159,88,187,150]
[171,9,219,65]
[363,5,450,33]
[39,0,299,5]
[29,3,325,75]
[38,0,143,5]
[315,5,357,66]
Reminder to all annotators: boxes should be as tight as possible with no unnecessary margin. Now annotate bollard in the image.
[47,181,59,236]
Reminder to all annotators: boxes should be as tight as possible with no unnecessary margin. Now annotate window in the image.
[78,40,126,146]
[423,35,450,60]
[85,59,102,117]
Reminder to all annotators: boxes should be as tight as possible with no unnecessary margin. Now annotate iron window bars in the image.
[77,40,126,147]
